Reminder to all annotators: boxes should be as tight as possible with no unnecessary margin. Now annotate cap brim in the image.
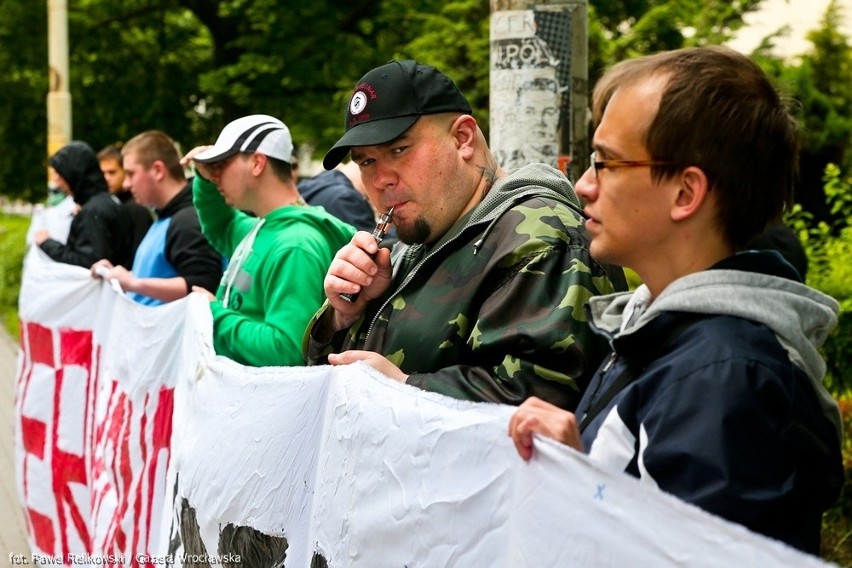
[322,115,419,170]
[193,146,240,164]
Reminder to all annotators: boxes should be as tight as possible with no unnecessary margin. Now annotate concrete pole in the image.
[47,0,71,161]
[489,0,588,182]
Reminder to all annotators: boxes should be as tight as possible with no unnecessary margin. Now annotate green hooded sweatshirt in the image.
[194,175,355,367]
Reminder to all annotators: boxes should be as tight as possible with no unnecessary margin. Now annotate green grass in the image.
[0,213,28,339]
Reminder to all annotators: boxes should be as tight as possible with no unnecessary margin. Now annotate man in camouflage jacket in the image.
[305,60,626,410]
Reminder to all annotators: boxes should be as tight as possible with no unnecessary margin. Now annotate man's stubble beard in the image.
[396,216,431,245]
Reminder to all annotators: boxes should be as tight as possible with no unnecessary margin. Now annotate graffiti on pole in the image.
[490,8,574,174]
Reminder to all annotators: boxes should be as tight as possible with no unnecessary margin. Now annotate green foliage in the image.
[0,0,494,182]
[0,2,48,203]
[398,0,491,137]
[789,164,852,395]
[588,0,765,82]
[0,214,28,339]
[69,1,217,154]
[180,0,491,158]
[789,167,850,564]
[822,393,852,565]
[787,6,852,161]
[754,0,852,223]
[0,0,772,202]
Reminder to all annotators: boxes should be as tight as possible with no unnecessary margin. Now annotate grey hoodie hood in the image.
[435,163,581,254]
[478,163,581,220]
[588,263,841,434]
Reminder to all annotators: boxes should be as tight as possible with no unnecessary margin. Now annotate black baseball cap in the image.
[322,60,473,170]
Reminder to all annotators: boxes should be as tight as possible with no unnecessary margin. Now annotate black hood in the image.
[48,141,108,205]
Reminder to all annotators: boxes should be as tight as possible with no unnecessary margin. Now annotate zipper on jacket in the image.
[578,350,618,428]
[601,351,617,373]
[589,351,618,406]
[364,236,457,340]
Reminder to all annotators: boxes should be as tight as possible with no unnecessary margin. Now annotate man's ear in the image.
[451,115,477,160]
[671,166,710,222]
[251,153,267,176]
[151,160,167,181]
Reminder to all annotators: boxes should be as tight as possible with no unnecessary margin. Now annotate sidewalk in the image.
[0,327,30,557]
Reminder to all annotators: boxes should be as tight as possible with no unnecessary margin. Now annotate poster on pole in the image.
[490,7,576,173]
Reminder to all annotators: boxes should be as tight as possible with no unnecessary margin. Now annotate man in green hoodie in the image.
[305,60,627,410]
[183,115,355,367]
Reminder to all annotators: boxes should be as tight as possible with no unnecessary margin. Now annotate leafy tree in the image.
[0,2,48,203]
[395,0,491,136]
[0,0,775,202]
[754,0,852,223]
[176,0,388,152]
[69,0,214,150]
[12,0,489,183]
[588,0,765,83]
[174,0,489,162]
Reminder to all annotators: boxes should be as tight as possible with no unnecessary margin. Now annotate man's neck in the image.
[457,158,505,220]
[637,239,734,300]
[254,181,303,218]
[156,177,187,210]
[476,154,506,201]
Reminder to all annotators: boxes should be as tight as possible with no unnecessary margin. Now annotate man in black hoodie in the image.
[35,141,133,269]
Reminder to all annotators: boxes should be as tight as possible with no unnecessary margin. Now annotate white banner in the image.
[14,248,830,567]
[15,247,197,566]
[24,196,75,246]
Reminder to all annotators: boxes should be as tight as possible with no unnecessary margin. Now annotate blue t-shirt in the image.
[129,218,178,306]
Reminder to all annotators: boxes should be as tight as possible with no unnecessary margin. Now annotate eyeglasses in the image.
[589,151,675,179]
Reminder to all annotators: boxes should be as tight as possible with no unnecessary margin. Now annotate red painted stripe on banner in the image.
[21,416,47,459]
[27,322,54,366]
[133,393,149,556]
[60,328,92,369]
[28,507,56,554]
[146,387,174,551]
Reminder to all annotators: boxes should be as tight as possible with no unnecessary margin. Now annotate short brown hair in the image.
[592,46,798,249]
[266,156,293,182]
[97,144,123,163]
[122,130,186,181]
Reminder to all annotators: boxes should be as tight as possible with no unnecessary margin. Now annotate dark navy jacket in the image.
[578,252,843,555]
[298,169,376,232]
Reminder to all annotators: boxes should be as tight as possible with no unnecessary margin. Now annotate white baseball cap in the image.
[194,114,293,164]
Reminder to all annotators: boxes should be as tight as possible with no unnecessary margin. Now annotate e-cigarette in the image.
[339,207,394,303]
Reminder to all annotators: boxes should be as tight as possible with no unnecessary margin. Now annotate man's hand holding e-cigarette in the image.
[324,208,394,332]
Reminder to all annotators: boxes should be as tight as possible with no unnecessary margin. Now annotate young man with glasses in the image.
[509,46,842,555]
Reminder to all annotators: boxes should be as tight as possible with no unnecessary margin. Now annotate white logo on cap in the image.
[350,91,368,115]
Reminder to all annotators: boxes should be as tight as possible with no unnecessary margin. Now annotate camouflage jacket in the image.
[305,164,627,410]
